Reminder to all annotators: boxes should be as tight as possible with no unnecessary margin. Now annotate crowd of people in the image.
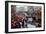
[11,5,41,29]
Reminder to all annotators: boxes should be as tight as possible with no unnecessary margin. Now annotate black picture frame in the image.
[5,1,45,33]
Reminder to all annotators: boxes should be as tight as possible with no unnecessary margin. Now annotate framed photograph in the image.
[5,1,45,33]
